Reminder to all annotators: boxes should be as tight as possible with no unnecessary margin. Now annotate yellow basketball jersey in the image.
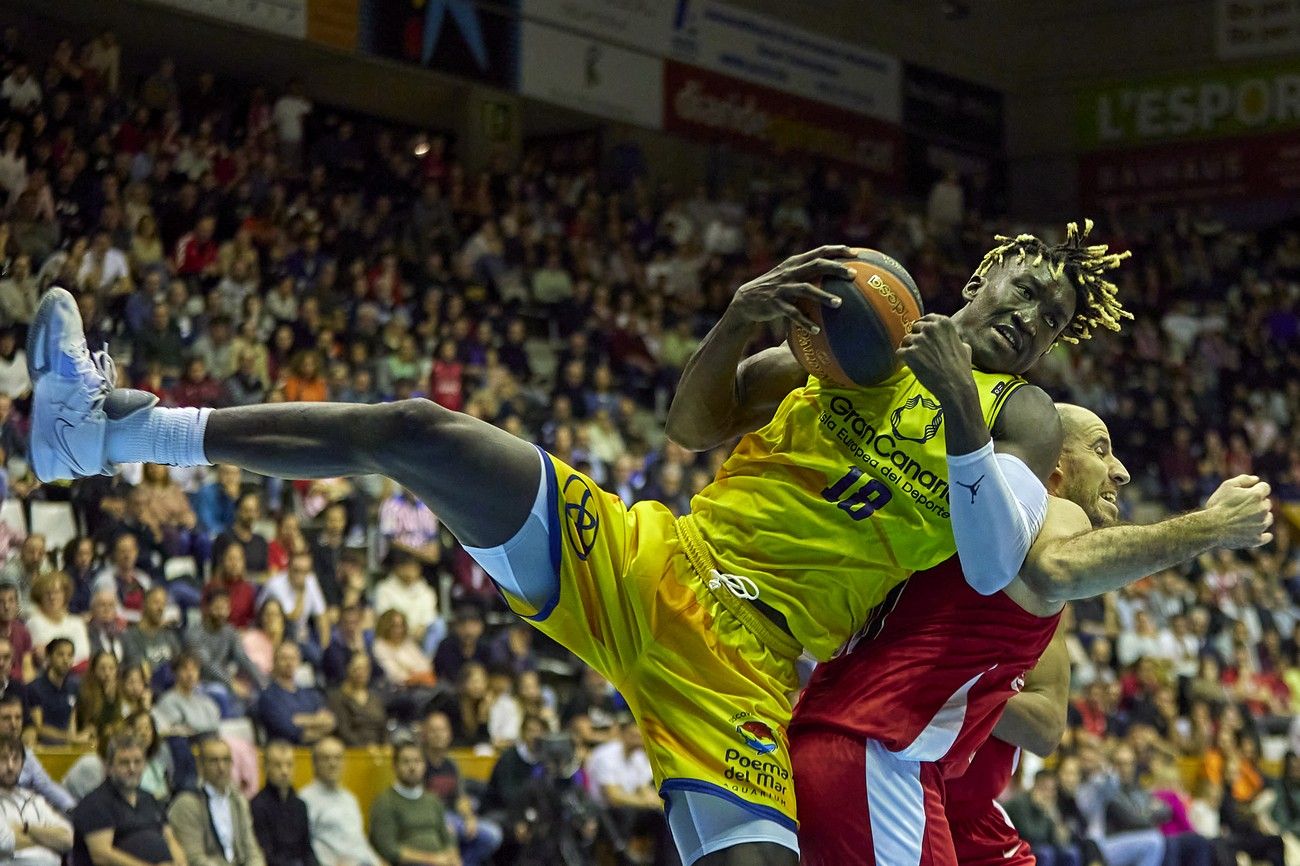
[678,367,1026,662]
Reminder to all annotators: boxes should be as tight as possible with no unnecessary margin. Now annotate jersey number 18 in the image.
[821,466,893,521]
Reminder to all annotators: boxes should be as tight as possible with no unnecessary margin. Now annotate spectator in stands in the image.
[91,534,152,620]
[28,638,86,745]
[125,710,174,803]
[168,737,264,866]
[0,327,29,401]
[122,586,180,673]
[585,713,661,858]
[0,580,30,682]
[74,650,123,735]
[120,663,152,717]
[28,574,87,671]
[320,602,372,687]
[239,597,291,682]
[308,504,347,608]
[64,537,98,615]
[152,651,220,739]
[259,552,329,650]
[250,741,315,866]
[0,693,73,812]
[377,487,439,567]
[432,600,489,683]
[194,465,242,537]
[0,253,38,325]
[130,463,204,560]
[373,552,443,653]
[0,732,72,866]
[71,731,183,866]
[372,609,436,689]
[0,637,25,711]
[212,493,269,580]
[324,652,385,747]
[2,534,49,609]
[255,642,334,745]
[85,588,126,659]
[300,736,382,866]
[208,544,257,629]
[418,710,501,866]
[271,80,311,170]
[562,665,621,747]
[1005,769,1083,866]
[368,742,456,866]
[1,62,41,113]
[184,588,265,714]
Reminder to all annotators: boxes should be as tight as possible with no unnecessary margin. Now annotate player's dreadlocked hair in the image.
[973,218,1132,344]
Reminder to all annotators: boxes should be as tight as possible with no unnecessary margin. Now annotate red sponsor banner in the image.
[662,60,903,185]
[1080,129,1300,208]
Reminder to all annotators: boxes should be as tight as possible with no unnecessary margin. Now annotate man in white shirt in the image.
[372,553,442,652]
[272,80,312,169]
[0,64,40,113]
[259,553,329,650]
[299,737,385,866]
[77,232,131,295]
[0,732,72,866]
[585,715,662,860]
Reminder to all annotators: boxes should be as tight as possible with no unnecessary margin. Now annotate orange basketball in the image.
[787,249,924,388]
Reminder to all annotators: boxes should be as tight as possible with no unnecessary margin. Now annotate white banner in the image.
[675,0,900,123]
[1218,0,1300,58]
[145,0,306,39]
[520,20,664,129]
[521,0,678,56]
[522,0,900,123]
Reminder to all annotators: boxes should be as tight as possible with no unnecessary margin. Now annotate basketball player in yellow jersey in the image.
[26,221,1127,865]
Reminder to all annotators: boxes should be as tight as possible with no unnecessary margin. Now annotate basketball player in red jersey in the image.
[790,402,1274,866]
[945,634,1070,866]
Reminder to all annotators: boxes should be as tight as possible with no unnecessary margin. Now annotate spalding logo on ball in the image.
[788,248,924,388]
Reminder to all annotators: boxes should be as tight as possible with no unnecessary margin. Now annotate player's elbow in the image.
[664,411,725,452]
[1022,710,1068,758]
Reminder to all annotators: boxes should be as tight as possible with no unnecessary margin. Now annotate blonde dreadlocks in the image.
[973,218,1132,344]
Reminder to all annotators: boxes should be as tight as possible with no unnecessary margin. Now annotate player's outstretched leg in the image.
[27,288,540,548]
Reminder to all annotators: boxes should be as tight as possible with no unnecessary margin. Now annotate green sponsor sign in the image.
[1078,61,1300,148]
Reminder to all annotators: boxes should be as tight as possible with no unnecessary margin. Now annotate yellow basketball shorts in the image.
[497,449,803,828]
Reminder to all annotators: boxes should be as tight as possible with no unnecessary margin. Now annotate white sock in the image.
[106,406,214,467]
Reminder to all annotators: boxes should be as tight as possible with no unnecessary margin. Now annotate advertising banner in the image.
[662,60,902,184]
[522,0,900,123]
[1218,0,1300,59]
[1079,128,1300,207]
[519,20,663,129]
[1078,61,1300,148]
[147,0,306,38]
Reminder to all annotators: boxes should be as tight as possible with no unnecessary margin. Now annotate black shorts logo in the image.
[564,474,599,561]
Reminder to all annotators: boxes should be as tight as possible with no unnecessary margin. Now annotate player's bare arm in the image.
[665,246,853,451]
[1012,476,1273,607]
[990,628,1070,757]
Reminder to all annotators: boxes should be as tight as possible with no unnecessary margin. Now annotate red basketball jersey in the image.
[791,556,1059,777]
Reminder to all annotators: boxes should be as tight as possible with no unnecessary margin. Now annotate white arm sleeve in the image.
[947,440,1049,595]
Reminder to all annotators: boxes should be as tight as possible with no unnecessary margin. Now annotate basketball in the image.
[787,249,925,388]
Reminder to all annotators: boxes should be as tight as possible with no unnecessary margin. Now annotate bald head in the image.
[1051,402,1129,528]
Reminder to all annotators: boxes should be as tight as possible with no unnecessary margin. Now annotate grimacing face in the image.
[952,259,1077,375]
[1053,405,1131,528]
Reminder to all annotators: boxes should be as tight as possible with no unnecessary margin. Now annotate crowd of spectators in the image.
[0,9,1297,866]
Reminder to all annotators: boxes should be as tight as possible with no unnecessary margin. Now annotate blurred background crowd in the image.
[0,12,1298,866]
